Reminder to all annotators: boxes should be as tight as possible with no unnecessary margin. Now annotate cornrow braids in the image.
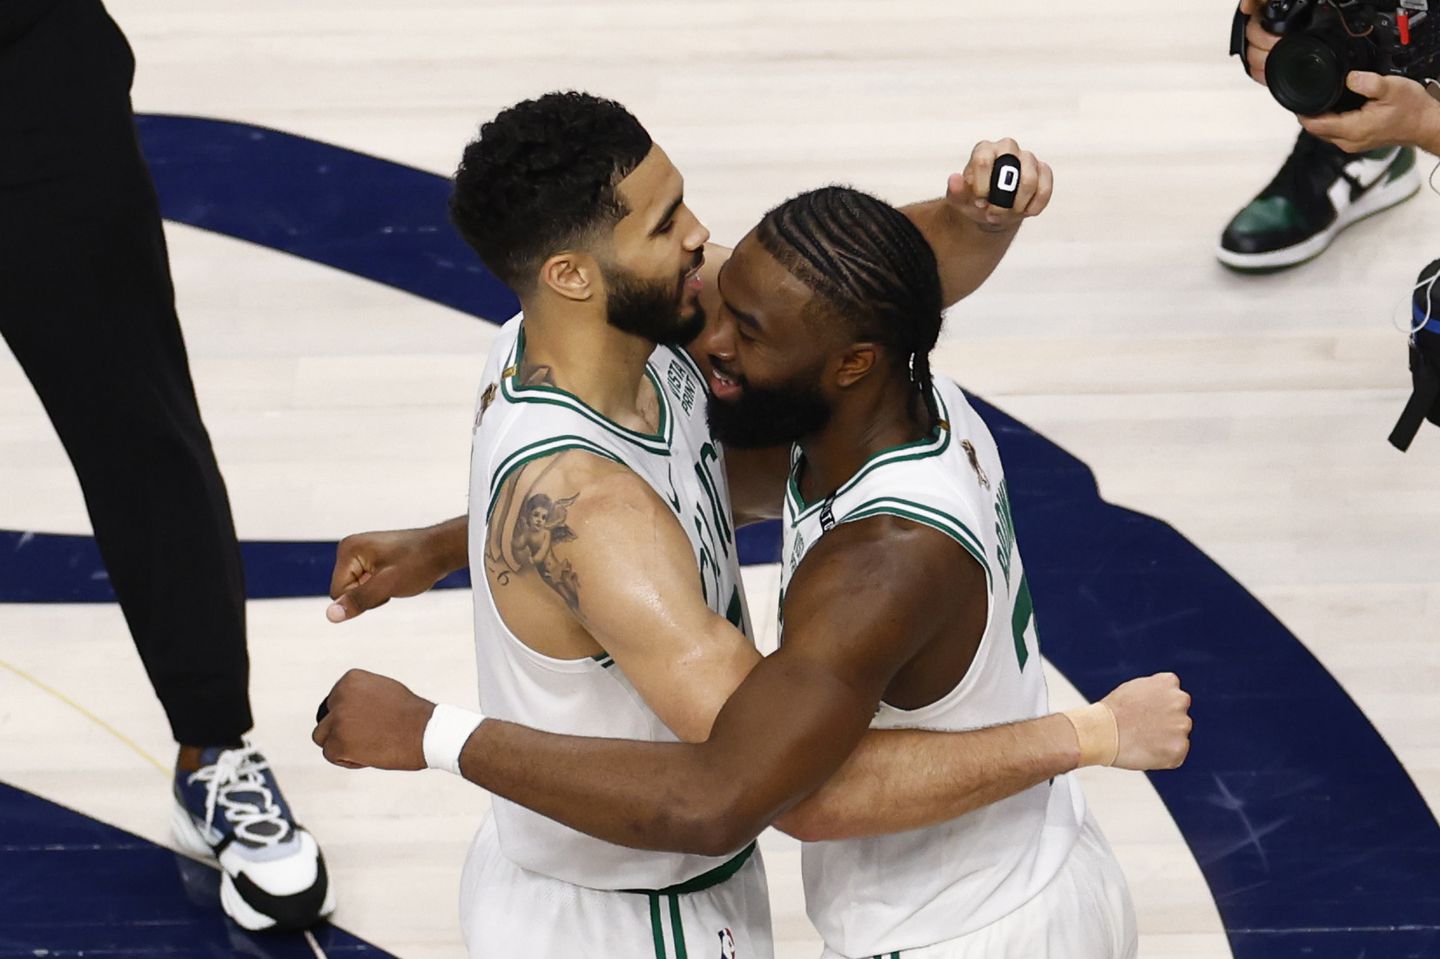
[755,186,944,428]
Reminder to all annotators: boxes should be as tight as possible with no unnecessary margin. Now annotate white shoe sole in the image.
[170,800,337,931]
[1216,161,1422,271]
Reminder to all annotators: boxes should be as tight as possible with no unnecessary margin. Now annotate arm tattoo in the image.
[486,460,583,613]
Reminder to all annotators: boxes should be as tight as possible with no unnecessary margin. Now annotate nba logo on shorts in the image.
[717,927,736,958]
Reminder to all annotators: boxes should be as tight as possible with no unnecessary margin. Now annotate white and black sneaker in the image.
[1218,130,1420,273]
[172,739,335,931]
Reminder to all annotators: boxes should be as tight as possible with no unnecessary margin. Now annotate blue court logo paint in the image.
[2,116,1437,958]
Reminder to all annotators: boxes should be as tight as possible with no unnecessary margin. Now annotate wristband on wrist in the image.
[1063,702,1120,767]
[423,703,485,775]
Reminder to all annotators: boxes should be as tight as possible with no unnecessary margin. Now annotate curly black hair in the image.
[755,186,944,429]
[450,92,653,293]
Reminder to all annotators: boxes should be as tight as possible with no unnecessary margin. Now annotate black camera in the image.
[1232,0,1440,115]
[1389,258,1440,451]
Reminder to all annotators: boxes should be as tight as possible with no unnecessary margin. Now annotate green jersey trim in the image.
[664,342,707,384]
[500,326,674,454]
[647,890,694,958]
[785,387,952,519]
[485,436,622,521]
[623,841,757,896]
[667,894,689,959]
[648,894,666,959]
[842,496,991,584]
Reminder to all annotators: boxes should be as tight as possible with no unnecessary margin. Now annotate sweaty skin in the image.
[316,143,1191,848]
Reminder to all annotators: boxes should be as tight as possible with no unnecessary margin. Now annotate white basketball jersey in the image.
[779,376,1086,957]
[466,315,755,892]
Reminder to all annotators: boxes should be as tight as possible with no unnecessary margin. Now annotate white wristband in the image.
[423,703,485,776]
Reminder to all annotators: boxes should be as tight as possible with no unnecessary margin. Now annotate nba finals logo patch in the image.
[961,439,991,491]
[474,383,497,430]
[717,927,737,959]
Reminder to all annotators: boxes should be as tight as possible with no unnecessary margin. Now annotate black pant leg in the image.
[0,0,252,746]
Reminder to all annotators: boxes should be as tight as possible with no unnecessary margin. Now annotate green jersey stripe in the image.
[648,893,666,959]
[695,459,731,551]
[488,434,618,500]
[844,500,991,583]
[500,328,673,452]
[667,894,689,959]
[622,841,756,895]
[845,496,986,562]
[786,388,952,517]
[485,437,621,520]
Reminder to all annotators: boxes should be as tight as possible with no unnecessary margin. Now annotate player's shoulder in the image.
[796,512,964,594]
[782,512,976,660]
[511,448,669,525]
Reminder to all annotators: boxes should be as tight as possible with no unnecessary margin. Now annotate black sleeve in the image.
[0,0,63,47]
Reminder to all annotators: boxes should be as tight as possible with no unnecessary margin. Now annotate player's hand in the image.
[1301,73,1440,153]
[945,138,1053,232]
[327,526,453,623]
[312,668,433,770]
[1102,673,1192,771]
[1238,1,1279,87]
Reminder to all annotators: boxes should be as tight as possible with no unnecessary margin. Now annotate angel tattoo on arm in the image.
[510,492,582,610]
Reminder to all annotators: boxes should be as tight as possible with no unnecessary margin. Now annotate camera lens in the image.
[1266,34,1347,115]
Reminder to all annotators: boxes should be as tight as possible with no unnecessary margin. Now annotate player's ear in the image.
[539,251,599,303]
[835,342,879,389]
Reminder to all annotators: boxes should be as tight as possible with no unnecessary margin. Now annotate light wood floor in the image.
[2,2,1437,957]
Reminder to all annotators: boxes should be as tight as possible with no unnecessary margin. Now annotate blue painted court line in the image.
[1,114,1437,958]
[0,782,394,958]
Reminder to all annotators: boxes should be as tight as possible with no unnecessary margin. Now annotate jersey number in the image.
[1011,572,1033,671]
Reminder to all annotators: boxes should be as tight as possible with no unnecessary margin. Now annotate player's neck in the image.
[519,300,657,426]
[797,378,928,502]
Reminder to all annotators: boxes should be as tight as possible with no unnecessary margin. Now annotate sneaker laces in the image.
[187,742,291,847]
[1263,131,1360,200]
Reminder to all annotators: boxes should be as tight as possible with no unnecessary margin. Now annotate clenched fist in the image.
[327,519,466,623]
[1102,672,1193,771]
[312,668,434,771]
[945,138,1054,232]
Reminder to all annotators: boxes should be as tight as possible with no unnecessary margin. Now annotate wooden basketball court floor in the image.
[1,2,1437,957]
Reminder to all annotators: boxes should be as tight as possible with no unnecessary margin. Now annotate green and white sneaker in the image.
[1218,130,1420,273]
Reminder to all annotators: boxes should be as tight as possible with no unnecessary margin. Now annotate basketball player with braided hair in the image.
[316,94,1188,958]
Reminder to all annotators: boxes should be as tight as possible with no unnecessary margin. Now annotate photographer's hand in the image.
[1238,0,1280,87]
[1300,73,1440,154]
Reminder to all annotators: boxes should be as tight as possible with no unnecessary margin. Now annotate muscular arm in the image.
[320,503,1187,848]
[902,196,1022,307]
[452,518,1073,854]
[900,137,1052,307]
[487,450,757,741]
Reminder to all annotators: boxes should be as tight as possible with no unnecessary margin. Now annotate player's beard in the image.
[706,369,832,449]
[603,263,704,347]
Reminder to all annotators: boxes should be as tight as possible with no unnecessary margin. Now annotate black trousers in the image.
[0,0,251,746]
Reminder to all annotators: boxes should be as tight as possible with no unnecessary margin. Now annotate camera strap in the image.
[1389,336,1440,450]
[1230,9,1253,78]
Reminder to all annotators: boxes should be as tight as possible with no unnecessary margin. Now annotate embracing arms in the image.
[317,481,1191,853]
